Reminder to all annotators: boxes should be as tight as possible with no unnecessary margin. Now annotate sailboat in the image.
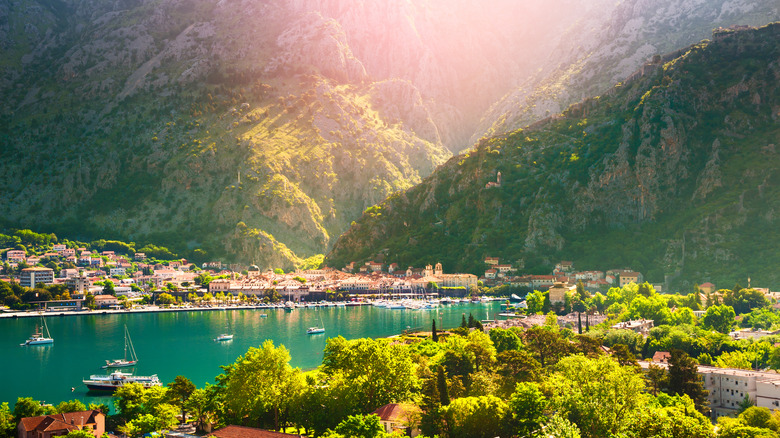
[214,318,233,342]
[306,312,325,334]
[103,325,138,368]
[20,316,53,346]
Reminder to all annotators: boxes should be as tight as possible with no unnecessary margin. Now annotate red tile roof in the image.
[207,425,301,438]
[19,410,100,434]
[371,403,420,423]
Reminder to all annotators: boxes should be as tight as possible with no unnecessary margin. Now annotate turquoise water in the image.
[0,302,501,408]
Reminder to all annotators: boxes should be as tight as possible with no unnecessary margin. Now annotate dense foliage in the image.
[328,23,780,289]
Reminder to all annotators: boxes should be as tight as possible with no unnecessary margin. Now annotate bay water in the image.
[0,302,502,409]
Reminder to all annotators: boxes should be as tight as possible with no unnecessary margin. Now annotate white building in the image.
[66,275,90,293]
[109,267,126,277]
[641,362,780,419]
[20,267,54,288]
[6,250,26,263]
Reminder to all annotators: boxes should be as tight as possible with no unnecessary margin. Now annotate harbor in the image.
[1,300,504,409]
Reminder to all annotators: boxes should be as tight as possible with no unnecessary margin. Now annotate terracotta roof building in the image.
[207,425,302,438]
[18,410,105,438]
[372,403,421,437]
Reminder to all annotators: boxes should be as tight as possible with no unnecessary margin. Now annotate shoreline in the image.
[0,302,371,318]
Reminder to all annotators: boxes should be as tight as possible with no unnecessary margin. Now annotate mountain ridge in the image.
[326,23,780,289]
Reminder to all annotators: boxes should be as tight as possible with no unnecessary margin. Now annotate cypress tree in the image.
[461,314,468,328]
[437,365,450,405]
[432,319,439,342]
[468,313,476,328]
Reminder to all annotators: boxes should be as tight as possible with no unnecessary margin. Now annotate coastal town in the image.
[1,238,667,311]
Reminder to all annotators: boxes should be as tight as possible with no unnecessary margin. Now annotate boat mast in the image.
[125,325,138,362]
[42,316,51,338]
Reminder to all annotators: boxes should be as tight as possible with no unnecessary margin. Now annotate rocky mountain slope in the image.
[0,0,603,267]
[473,0,780,143]
[327,23,780,289]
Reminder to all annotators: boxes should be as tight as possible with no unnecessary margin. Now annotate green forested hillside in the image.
[0,0,606,268]
[327,24,780,289]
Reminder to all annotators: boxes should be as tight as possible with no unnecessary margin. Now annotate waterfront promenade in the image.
[0,302,369,318]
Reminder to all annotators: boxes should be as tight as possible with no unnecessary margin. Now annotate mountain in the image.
[326,23,780,289]
[0,0,605,267]
[473,0,780,143]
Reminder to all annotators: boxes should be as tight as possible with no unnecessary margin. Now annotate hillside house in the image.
[699,282,716,294]
[109,267,126,277]
[372,403,421,437]
[530,275,555,289]
[619,272,644,287]
[611,319,654,335]
[17,410,105,438]
[6,250,26,263]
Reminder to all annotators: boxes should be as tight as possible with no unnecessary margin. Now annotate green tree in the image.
[646,364,667,396]
[119,404,178,438]
[523,326,572,367]
[547,355,646,438]
[216,340,304,429]
[113,383,147,421]
[322,337,417,412]
[84,292,95,310]
[437,365,450,406]
[739,406,771,428]
[542,414,582,438]
[102,280,115,295]
[723,288,769,315]
[167,376,195,424]
[526,290,545,314]
[157,293,175,306]
[52,400,87,414]
[627,396,713,438]
[64,430,95,438]
[184,387,216,433]
[0,402,15,438]
[507,382,547,437]
[667,349,709,414]
[329,413,385,438]
[496,350,542,397]
[702,305,736,334]
[13,397,44,422]
[440,395,509,438]
[432,319,438,342]
[489,328,522,353]
[611,344,639,367]
[292,374,357,437]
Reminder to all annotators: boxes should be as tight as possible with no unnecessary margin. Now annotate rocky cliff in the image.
[473,0,780,143]
[327,23,780,289]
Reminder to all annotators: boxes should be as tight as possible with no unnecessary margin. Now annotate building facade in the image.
[20,267,54,288]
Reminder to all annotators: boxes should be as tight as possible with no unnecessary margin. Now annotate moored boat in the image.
[83,372,161,392]
[102,325,138,368]
[306,327,325,334]
[21,316,53,346]
[214,333,234,341]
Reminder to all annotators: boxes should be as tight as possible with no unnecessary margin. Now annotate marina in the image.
[0,300,504,408]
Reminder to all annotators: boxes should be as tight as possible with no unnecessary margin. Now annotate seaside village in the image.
[1,242,663,309]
